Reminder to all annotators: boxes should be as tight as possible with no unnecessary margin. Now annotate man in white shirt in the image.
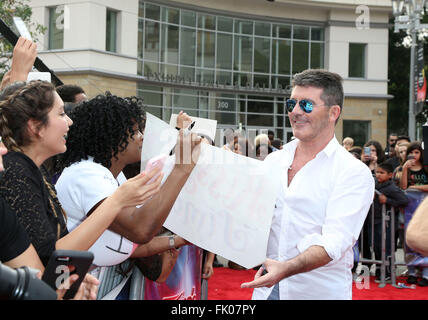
[241,69,374,300]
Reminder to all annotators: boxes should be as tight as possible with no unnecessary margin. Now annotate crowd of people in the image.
[341,132,428,287]
[1,37,428,301]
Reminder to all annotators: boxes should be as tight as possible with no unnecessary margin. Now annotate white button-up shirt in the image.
[252,137,374,300]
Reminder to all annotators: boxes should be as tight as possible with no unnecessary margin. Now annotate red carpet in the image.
[208,267,428,300]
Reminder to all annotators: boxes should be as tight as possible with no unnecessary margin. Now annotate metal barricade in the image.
[358,203,400,287]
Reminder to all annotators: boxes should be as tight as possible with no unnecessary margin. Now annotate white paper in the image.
[13,17,32,41]
[140,112,178,172]
[141,113,280,269]
[27,72,51,83]
[163,143,279,269]
[169,114,217,142]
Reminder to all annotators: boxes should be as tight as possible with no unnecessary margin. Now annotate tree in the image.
[0,0,45,80]
[388,16,428,135]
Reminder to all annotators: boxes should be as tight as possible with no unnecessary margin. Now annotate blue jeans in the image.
[408,266,428,279]
[267,283,280,300]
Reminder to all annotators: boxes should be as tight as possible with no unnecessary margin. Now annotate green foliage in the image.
[0,0,46,79]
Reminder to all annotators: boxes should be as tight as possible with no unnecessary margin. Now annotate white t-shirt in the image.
[56,157,135,267]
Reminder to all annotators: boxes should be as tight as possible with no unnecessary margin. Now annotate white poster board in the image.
[141,113,280,269]
[169,114,217,142]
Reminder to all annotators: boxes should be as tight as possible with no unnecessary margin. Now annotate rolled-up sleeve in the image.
[297,164,374,262]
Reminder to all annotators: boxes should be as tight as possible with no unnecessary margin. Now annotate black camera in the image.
[0,263,57,300]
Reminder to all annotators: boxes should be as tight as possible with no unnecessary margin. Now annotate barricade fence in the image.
[357,189,427,288]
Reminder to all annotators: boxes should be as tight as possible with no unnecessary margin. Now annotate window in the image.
[106,9,118,52]
[349,43,366,78]
[48,6,64,50]
[343,120,371,148]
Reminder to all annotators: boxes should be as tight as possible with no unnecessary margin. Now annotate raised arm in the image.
[107,131,202,244]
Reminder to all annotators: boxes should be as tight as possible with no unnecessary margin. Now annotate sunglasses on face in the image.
[286,99,315,113]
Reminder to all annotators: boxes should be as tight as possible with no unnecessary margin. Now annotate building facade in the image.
[30,0,392,147]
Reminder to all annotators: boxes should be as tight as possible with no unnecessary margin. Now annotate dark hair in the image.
[349,146,362,159]
[292,69,344,110]
[378,162,394,174]
[57,92,146,170]
[396,135,411,144]
[363,140,385,164]
[0,81,26,101]
[406,141,424,165]
[56,84,85,103]
[272,139,283,149]
[0,81,56,151]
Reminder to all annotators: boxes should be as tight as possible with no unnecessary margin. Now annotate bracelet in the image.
[175,127,181,131]
[168,235,175,249]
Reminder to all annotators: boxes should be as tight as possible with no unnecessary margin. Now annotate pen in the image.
[183,121,196,136]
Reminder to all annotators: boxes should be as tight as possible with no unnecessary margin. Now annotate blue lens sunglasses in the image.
[286,99,314,113]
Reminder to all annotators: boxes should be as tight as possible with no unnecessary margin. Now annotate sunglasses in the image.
[286,99,316,113]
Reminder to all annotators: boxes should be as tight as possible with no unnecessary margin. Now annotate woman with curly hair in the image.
[0,81,162,267]
[55,92,201,299]
[361,140,385,175]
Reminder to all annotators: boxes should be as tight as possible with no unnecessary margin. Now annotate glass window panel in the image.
[255,22,271,36]
[276,24,291,39]
[106,10,117,52]
[138,19,144,59]
[254,75,270,88]
[144,21,160,61]
[48,6,64,50]
[137,60,143,76]
[293,25,309,40]
[343,120,370,147]
[138,0,144,18]
[197,31,215,68]
[173,89,198,110]
[272,40,291,75]
[216,94,236,110]
[145,3,160,20]
[272,76,290,90]
[233,73,252,86]
[239,113,246,126]
[276,116,284,127]
[254,37,270,73]
[216,71,232,85]
[215,112,236,125]
[160,63,178,75]
[311,42,324,69]
[311,27,324,41]
[161,7,179,24]
[199,92,209,110]
[202,70,215,83]
[181,10,196,27]
[293,41,309,73]
[247,114,273,126]
[234,35,252,72]
[216,33,233,69]
[146,106,162,118]
[179,66,195,81]
[218,16,233,32]
[161,24,179,64]
[144,62,158,76]
[198,14,216,30]
[286,116,291,127]
[235,20,253,34]
[138,85,162,106]
[247,97,274,113]
[239,99,246,112]
[349,43,366,78]
[180,27,196,66]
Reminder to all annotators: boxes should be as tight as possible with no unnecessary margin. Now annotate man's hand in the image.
[241,259,285,289]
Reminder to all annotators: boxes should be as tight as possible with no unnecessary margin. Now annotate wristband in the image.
[168,235,175,249]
